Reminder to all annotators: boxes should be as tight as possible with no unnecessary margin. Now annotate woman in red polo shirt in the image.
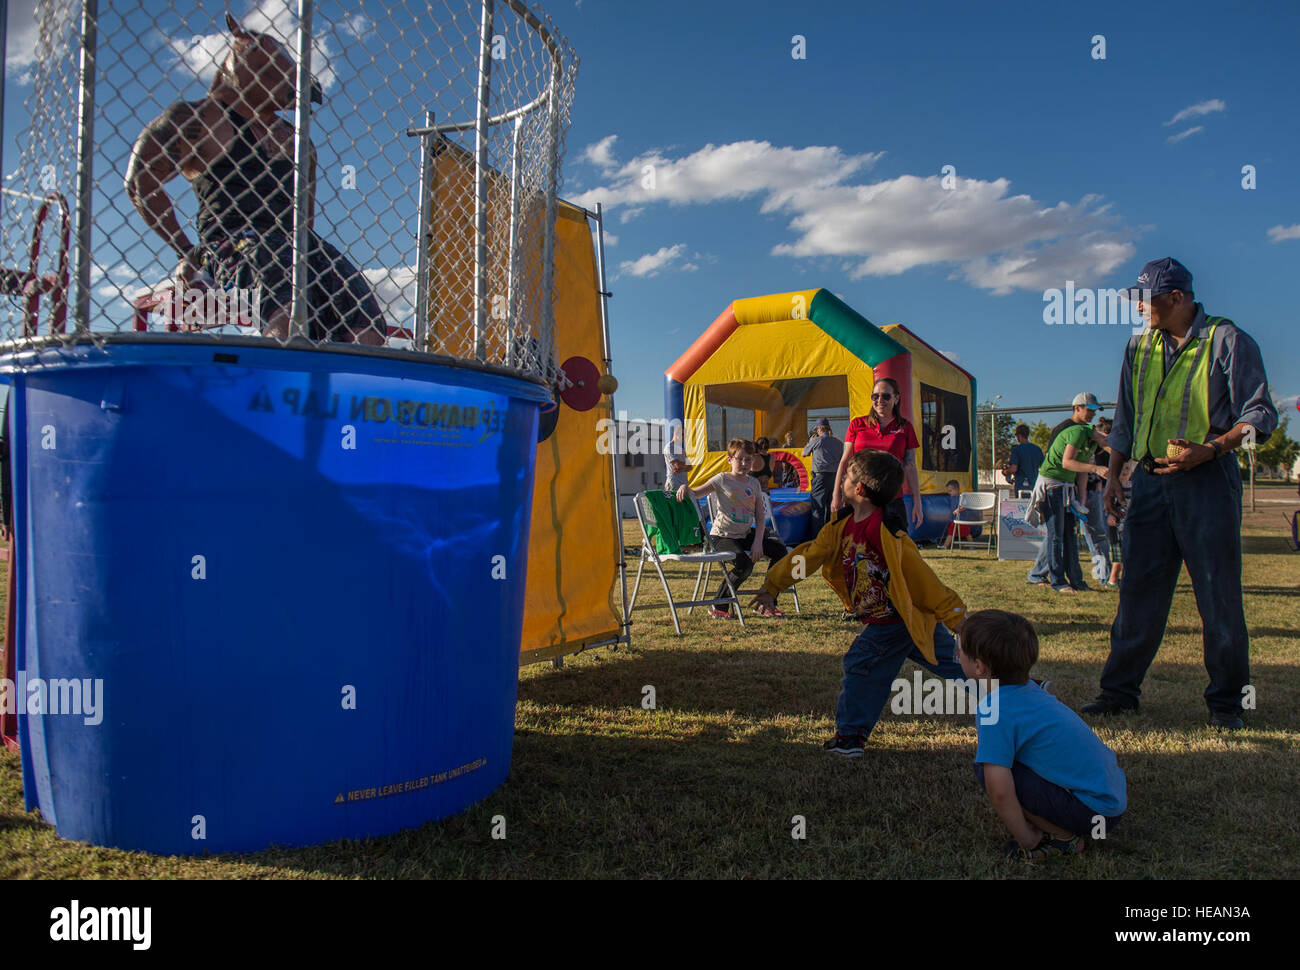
[830,377,924,530]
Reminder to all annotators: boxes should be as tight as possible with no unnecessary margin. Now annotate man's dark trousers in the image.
[810,471,834,535]
[1100,454,1250,715]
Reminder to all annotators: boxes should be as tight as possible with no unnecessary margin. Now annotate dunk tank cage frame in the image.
[0,0,590,855]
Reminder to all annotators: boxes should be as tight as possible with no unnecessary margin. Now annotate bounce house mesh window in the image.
[807,408,850,440]
[705,402,755,450]
[705,376,847,450]
[919,383,971,472]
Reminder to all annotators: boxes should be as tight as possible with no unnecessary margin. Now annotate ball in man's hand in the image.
[1166,442,1185,460]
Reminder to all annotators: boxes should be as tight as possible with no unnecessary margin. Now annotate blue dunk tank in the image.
[0,0,579,854]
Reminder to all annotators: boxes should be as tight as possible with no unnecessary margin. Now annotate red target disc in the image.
[558,356,602,411]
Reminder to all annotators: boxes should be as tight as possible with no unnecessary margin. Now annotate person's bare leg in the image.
[1109,562,1122,585]
[1023,809,1076,840]
[263,305,291,341]
[348,323,384,346]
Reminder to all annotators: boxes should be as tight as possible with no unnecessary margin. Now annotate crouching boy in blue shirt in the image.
[958,609,1126,861]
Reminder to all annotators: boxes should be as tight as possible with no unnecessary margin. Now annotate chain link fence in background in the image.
[0,0,577,384]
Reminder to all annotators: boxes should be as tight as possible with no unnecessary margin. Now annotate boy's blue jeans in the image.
[836,620,966,737]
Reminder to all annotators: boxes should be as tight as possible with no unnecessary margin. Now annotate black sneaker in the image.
[1209,711,1244,731]
[1005,834,1085,862]
[1080,696,1139,716]
[1035,833,1086,858]
[822,732,865,757]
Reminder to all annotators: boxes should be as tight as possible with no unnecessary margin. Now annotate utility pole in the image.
[990,394,1002,490]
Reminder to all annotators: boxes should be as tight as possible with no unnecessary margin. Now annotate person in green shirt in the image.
[1027,394,1111,592]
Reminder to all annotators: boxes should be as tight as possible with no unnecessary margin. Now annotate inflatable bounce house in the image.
[664,288,977,544]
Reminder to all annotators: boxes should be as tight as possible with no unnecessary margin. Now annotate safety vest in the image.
[1131,318,1225,461]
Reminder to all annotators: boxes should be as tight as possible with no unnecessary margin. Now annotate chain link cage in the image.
[0,0,577,385]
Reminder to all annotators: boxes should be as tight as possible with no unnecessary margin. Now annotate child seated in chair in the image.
[676,438,787,618]
[943,480,974,543]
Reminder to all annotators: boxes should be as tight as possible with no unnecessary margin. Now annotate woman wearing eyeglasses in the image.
[830,378,924,532]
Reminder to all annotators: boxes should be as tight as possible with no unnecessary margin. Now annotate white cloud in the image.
[362,264,418,323]
[89,263,141,287]
[1267,224,1300,243]
[938,349,964,366]
[617,243,688,279]
[572,139,1135,295]
[1274,393,1298,412]
[162,28,231,87]
[775,176,1133,294]
[1166,126,1204,144]
[582,135,620,173]
[160,0,345,92]
[1163,99,1226,126]
[601,230,619,246]
[340,14,373,40]
[618,207,645,224]
[571,139,882,213]
[4,0,41,82]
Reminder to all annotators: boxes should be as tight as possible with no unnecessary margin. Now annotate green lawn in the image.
[2,503,1298,879]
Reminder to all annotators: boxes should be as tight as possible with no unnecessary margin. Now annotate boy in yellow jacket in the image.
[753,449,969,757]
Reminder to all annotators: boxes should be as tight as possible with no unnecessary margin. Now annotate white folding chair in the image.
[694,492,801,616]
[628,491,745,634]
[946,491,997,554]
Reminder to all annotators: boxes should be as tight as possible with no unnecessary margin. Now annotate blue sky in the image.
[3,0,1296,426]
[557,0,1299,423]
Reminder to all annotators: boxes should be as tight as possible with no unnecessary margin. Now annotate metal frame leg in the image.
[653,558,682,635]
[629,548,647,610]
[689,561,711,615]
[722,567,745,628]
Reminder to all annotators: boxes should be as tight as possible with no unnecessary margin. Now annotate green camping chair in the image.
[629,490,745,634]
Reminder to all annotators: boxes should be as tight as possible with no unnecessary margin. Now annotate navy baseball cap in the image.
[1119,257,1194,300]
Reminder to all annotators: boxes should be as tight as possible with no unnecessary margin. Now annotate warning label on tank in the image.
[334,757,488,805]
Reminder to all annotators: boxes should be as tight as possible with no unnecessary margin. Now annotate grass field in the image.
[2,486,1298,879]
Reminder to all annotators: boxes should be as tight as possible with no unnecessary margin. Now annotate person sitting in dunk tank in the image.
[125,14,384,344]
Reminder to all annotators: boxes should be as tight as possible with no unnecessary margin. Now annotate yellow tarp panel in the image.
[427,144,540,363]
[685,317,873,487]
[881,325,973,493]
[519,204,622,662]
[421,145,621,663]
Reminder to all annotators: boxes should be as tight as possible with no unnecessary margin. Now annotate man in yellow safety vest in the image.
[1081,258,1278,730]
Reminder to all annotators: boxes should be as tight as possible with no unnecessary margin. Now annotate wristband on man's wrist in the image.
[1211,440,1224,458]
